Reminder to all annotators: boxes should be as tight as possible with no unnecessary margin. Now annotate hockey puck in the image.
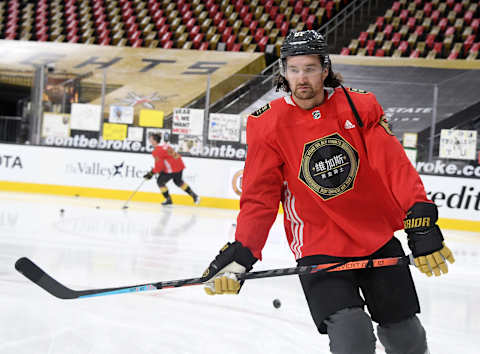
[273,299,281,309]
[60,208,65,215]
[96,206,100,209]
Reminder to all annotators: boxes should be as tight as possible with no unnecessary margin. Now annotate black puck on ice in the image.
[273,299,281,309]
[96,206,100,209]
[60,208,65,215]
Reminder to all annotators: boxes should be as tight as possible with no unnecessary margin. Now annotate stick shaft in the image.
[122,179,145,208]
[15,255,410,299]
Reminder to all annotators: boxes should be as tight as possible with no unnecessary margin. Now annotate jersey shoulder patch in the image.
[348,87,369,94]
[250,103,271,118]
[378,115,394,136]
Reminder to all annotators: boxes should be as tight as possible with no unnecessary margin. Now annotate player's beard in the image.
[293,85,315,100]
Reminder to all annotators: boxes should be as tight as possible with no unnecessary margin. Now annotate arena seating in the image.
[0,0,351,58]
[341,0,480,59]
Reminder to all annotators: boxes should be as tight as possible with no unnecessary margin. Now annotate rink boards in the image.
[0,143,479,232]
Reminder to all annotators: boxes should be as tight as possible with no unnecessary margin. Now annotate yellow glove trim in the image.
[204,273,241,295]
[413,243,455,278]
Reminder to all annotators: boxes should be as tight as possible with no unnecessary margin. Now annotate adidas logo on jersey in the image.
[344,120,356,129]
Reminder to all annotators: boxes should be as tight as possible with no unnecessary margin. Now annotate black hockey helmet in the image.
[280,30,329,59]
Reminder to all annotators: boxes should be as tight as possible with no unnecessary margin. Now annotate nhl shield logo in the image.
[312,110,321,120]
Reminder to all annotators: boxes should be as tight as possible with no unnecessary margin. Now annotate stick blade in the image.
[15,257,78,299]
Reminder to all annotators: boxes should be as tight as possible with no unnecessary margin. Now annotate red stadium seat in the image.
[68,34,79,43]
[325,1,334,19]
[180,5,191,16]
[306,15,316,30]
[243,12,253,26]
[185,17,196,31]
[414,25,424,38]
[431,10,440,24]
[375,17,384,31]
[129,30,142,43]
[445,26,455,37]
[425,34,435,49]
[340,47,350,55]
[209,5,219,18]
[280,21,289,36]
[270,6,279,19]
[392,32,401,47]
[213,12,223,25]
[160,31,172,45]
[163,40,174,49]
[239,5,249,19]
[391,1,401,15]
[222,27,233,42]
[383,24,393,39]
[249,20,258,33]
[294,1,303,14]
[464,35,475,51]
[438,18,448,32]
[235,0,245,13]
[257,35,269,51]
[132,38,143,47]
[182,10,193,23]
[226,34,237,50]
[433,42,443,55]
[464,11,473,25]
[398,41,409,55]
[231,43,242,51]
[366,39,375,55]
[199,41,209,50]
[423,2,432,17]
[447,50,459,60]
[358,31,368,46]
[375,49,385,57]
[193,33,204,48]
[407,17,416,31]
[254,27,265,42]
[300,7,309,22]
[409,49,420,58]
[471,19,479,33]
[275,14,285,28]
[218,19,227,33]
[190,25,200,39]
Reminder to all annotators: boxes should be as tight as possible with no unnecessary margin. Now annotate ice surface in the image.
[0,192,479,354]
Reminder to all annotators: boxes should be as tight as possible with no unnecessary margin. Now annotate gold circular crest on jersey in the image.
[298,133,359,201]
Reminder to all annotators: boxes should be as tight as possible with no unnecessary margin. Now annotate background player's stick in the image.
[122,179,146,209]
[15,255,412,300]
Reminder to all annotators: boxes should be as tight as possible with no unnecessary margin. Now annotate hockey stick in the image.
[15,255,412,300]
[122,179,146,209]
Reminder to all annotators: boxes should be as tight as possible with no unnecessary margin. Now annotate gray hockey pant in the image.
[325,307,428,354]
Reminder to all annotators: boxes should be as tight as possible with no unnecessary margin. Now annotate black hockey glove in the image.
[404,202,455,277]
[143,170,154,180]
[203,241,257,295]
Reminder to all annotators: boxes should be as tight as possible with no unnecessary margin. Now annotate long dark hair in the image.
[275,55,343,93]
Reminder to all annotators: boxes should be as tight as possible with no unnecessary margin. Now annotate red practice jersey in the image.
[151,144,185,174]
[235,87,430,260]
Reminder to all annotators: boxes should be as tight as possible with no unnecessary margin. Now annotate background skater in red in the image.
[201,31,455,354]
[144,133,199,206]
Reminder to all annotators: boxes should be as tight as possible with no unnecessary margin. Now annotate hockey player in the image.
[202,30,455,354]
[144,133,199,206]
